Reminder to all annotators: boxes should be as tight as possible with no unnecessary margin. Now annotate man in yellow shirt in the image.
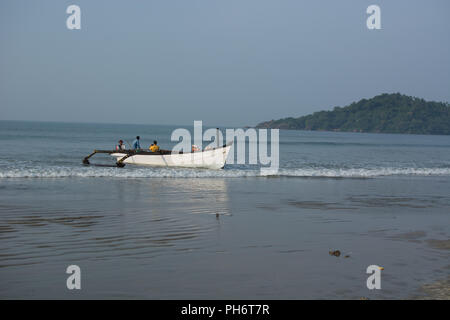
[149,141,160,152]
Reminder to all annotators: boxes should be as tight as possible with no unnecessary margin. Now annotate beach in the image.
[0,121,449,299]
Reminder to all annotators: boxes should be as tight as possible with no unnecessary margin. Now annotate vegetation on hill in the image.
[256,93,450,135]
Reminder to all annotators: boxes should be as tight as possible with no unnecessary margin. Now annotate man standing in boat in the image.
[132,136,141,150]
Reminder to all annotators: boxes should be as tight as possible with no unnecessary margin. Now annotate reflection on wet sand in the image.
[1,176,449,299]
[0,178,231,269]
[139,178,231,217]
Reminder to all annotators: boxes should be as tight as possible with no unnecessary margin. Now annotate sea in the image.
[0,120,449,299]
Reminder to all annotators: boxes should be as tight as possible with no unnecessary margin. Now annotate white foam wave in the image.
[0,166,450,179]
[275,167,450,178]
[0,167,259,178]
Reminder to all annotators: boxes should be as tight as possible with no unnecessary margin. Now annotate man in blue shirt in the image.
[132,136,141,150]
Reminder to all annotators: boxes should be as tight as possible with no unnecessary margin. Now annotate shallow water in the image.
[1,120,450,178]
[0,121,449,299]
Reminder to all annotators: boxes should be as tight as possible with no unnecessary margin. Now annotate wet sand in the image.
[411,274,450,300]
[0,176,449,299]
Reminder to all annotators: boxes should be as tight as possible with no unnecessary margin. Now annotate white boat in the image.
[83,142,233,170]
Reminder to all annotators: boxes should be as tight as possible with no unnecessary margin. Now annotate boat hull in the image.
[110,143,232,170]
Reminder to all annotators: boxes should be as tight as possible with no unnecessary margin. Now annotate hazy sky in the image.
[1,0,449,126]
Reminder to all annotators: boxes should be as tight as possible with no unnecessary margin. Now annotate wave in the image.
[275,167,450,178]
[0,167,258,178]
[1,166,450,179]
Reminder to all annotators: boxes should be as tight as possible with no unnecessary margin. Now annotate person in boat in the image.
[191,145,200,152]
[149,140,160,152]
[116,140,126,151]
[132,136,141,150]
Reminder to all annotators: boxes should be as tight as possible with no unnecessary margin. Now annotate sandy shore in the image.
[411,275,450,300]
[1,177,449,299]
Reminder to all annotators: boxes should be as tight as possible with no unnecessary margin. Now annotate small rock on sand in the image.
[329,250,341,257]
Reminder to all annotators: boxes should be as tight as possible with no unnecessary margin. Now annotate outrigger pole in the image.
[83,150,136,167]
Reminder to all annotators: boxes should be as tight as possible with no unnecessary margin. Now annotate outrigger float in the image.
[83,141,233,170]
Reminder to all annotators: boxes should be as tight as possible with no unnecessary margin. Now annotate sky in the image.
[1,0,450,127]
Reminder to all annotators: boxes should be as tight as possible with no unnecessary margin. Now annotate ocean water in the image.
[1,121,450,178]
[0,120,449,299]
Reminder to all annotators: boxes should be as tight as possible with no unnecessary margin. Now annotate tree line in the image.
[256,93,450,135]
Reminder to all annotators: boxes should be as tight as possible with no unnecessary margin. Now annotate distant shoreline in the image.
[252,126,450,137]
[257,93,450,136]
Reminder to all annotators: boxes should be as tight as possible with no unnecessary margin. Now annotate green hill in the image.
[256,93,450,135]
